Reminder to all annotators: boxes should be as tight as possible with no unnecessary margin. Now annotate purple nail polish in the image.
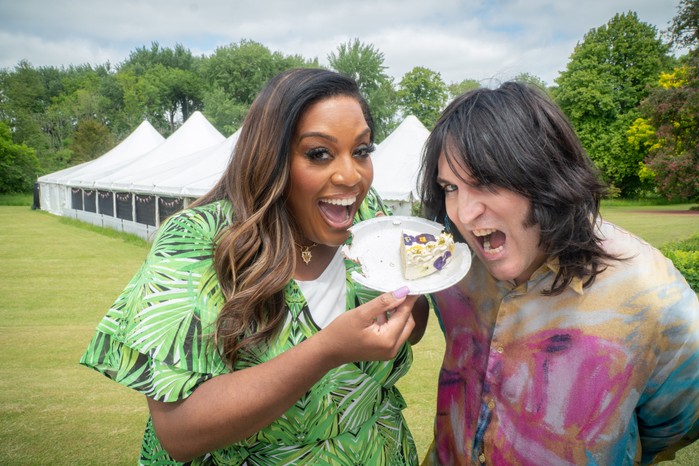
[392,286,410,298]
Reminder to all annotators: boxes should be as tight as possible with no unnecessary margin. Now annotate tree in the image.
[553,12,672,196]
[201,86,249,136]
[512,72,549,93]
[119,42,204,132]
[397,66,448,128]
[447,79,481,100]
[667,0,699,50]
[0,62,84,174]
[203,40,313,106]
[0,121,40,193]
[200,40,316,134]
[328,39,397,141]
[637,0,699,201]
[70,118,114,163]
[0,61,48,147]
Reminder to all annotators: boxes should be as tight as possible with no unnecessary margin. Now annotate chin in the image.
[485,265,521,284]
[319,231,351,247]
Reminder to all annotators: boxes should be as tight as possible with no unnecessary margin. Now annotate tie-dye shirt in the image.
[427,221,699,466]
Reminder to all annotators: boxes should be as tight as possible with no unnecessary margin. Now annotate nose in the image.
[453,187,484,226]
[331,154,364,187]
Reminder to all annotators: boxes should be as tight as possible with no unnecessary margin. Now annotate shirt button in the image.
[487,400,495,409]
[479,453,486,463]
[496,346,504,354]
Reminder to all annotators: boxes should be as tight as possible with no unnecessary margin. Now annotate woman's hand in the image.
[317,286,418,366]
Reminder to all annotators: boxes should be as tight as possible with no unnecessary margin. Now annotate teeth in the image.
[482,237,504,255]
[473,228,496,237]
[474,228,504,255]
[321,197,356,206]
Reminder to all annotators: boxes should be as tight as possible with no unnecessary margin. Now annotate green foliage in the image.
[0,62,52,152]
[553,12,672,197]
[202,39,314,107]
[397,66,448,129]
[661,234,699,291]
[120,42,204,133]
[69,118,114,163]
[199,39,318,135]
[636,0,699,202]
[201,87,248,136]
[447,78,480,100]
[0,121,40,193]
[512,72,549,93]
[640,63,699,201]
[667,0,699,50]
[328,39,398,141]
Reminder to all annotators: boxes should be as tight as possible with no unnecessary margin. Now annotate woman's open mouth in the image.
[318,196,357,228]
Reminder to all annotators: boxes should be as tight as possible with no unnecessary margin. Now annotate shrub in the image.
[661,234,699,292]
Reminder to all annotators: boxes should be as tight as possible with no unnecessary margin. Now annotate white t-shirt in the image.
[295,248,346,329]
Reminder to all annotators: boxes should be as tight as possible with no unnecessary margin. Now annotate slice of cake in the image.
[401,230,455,280]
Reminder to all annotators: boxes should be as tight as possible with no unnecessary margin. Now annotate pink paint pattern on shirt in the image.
[434,288,636,465]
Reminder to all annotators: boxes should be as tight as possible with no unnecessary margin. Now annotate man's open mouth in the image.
[473,228,505,254]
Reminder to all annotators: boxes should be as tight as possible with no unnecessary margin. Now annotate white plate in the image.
[343,215,471,294]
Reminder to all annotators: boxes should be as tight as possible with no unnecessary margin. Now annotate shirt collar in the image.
[491,257,585,296]
[544,257,585,295]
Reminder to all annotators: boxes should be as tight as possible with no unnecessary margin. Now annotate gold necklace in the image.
[297,242,318,265]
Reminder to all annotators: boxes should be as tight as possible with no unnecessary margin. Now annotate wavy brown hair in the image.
[419,82,619,295]
[192,68,374,367]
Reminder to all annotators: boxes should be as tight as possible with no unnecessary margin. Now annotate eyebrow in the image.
[297,127,371,143]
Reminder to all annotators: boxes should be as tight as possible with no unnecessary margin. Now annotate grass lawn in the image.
[1,202,697,464]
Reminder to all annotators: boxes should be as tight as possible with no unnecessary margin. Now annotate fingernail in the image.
[392,286,410,298]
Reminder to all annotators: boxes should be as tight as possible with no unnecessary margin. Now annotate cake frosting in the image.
[401,230,455,280]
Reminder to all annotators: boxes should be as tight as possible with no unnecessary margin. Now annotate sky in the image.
[0,0,682,87]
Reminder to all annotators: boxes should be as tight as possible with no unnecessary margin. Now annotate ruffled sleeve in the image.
[80,201,232,401]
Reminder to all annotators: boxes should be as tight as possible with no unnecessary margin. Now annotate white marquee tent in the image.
[88,111,225,192]
[121,129,240,198]
[41,111,235,239]
[371,115,430,215]
[37,120,165,215]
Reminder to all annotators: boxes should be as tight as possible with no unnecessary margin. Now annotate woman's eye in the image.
[354,143,376,159]
[442,184,457,193]
[305,147,331,161]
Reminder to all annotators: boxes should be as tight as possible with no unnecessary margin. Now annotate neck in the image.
[294,245,339,281]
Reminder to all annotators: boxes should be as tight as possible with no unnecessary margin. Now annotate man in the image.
[419,82,699,465]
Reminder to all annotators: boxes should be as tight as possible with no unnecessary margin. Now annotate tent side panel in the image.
[135,194,156,226]
[116,192,133,221]
[158,197,184,223]
[98,191,114,216]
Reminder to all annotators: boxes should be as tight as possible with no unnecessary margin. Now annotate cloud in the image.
[0,0,681,86]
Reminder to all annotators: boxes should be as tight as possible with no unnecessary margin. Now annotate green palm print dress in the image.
[80,189,418,465]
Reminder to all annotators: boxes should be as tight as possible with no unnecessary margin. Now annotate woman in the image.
[81,68,427,465]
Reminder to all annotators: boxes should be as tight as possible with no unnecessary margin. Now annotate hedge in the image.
[661,234,699,292]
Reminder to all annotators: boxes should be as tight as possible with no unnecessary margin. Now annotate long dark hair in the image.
[194,68,373,366]
[419,82,618,295]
